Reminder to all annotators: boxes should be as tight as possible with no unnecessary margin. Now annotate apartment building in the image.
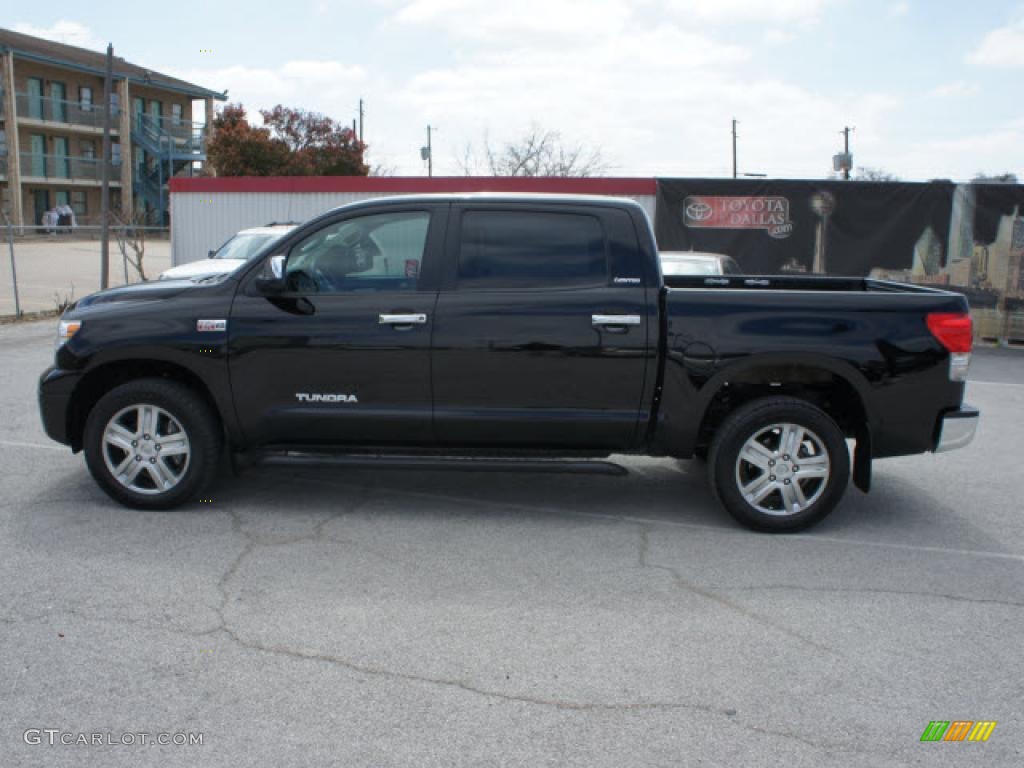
[0,27,224,227]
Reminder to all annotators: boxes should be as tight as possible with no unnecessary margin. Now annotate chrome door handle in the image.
[379,313,427,325]
[592,314,642,326]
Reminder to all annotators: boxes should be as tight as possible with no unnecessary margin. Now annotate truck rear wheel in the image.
[707,396,850,532]
[83,378,222,510]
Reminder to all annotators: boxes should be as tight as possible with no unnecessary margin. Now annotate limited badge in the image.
[196,319,227,332]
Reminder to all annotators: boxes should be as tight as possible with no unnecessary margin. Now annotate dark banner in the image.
[655,179,1024,339]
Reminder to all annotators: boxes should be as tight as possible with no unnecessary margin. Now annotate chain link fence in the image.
[1,219,171,318]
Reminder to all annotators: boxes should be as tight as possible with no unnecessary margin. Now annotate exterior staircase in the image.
[131,114,207,223]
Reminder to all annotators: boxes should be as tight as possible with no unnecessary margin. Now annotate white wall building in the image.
[169,177,658,264]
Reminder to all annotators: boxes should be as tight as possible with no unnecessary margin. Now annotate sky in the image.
[8,0,1024,180]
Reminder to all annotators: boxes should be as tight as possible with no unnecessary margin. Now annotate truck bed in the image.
[663,274,955,295]
[657,273,970,461]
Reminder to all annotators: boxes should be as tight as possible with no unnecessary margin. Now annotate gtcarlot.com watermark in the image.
[24,729,203,747]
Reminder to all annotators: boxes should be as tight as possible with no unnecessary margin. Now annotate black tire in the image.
[83,378,222,510]
[707,396,850,532]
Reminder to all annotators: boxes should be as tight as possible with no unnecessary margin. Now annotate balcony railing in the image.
[133,113,206,151]
[15,92,120,130]
[19,152,118,181]
[0,154,7,176]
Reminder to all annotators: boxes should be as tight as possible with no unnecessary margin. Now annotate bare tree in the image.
[111,208,149,282]
[973,172,1018,184]
[458,125,609,177]
[369,161,397,177]
[854,167,899,181]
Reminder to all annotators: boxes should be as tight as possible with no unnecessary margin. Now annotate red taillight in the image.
[926,312,973,353]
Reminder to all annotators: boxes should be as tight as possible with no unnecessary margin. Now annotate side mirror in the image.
[254,254,287,294]
[207,249,216,259]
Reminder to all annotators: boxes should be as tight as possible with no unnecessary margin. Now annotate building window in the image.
[55,190,70,207]
[0,128,6,156]
[111,142,122,165]
[171,104,183,126]
[81,140,96,159]
[71,190,87,216]
[110,91,120,113]
[80,86,93,112]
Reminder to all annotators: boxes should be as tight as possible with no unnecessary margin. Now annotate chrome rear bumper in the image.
[935,405,979,453]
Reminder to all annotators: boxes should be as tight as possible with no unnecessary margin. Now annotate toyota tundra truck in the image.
[38,194,979,531]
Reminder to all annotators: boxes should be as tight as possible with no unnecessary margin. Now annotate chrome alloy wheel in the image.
[734,422,830,516]
[101,404,191,495]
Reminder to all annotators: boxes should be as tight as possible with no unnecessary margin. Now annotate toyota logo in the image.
[685,201,713,222]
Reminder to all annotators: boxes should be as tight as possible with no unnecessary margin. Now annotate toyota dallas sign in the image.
[683,195,794,239]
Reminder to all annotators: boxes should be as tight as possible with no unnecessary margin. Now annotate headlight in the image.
[56,319,82,348]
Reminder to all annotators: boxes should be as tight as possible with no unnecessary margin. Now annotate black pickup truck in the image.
[39,194,978,531]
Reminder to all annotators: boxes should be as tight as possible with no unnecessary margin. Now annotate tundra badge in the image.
[295,393,359,404]
[197,319,227,332]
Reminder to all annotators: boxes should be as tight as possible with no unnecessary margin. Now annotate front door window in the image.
[29,134,46,177]
[149,100,162,133]
[27,78,43,119]
[284,211,431,294]
[32,190,49,225]
[133,97,145,131]
[50,82,67,122]
[53,137,70,178]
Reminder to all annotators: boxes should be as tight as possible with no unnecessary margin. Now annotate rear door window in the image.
[458,210,607,290]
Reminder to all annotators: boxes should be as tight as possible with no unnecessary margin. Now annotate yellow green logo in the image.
[920,721,996,742]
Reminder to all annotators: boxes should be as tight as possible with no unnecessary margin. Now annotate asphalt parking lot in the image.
[1,319,1022,767]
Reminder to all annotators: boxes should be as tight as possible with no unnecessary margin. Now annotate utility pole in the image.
[731,118,738,179]
[358,98,364,143]
[841,126,851,180]
[99,43,113,290]
[421,125,433,177]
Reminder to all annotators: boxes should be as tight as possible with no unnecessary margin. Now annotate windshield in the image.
[214,233,280,260]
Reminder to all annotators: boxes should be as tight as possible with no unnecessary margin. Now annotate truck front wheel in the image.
[83,378,222,510]
[707,397,850,532]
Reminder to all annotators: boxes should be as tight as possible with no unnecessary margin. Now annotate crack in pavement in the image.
[636,526,836,655]
[704,583,1024,609]
[195,493,849,749]
[0,608,221,638]
[5,495,893,757]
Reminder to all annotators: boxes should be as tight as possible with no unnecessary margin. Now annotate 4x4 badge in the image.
[196,319,227,332]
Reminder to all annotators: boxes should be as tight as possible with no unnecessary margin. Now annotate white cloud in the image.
[926,80,978,99]
[968,15,1024,68]
[888,123,1024,180]
[167,0,1003,179]
[888,1,910,17]
[763,28,796,46]
[164,61,366,119]
[280,61,365,82]
[667,0,833,23]
[13,20,105,51]
[394,0,633,43]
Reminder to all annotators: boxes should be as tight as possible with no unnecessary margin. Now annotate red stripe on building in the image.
[169,176,657,195]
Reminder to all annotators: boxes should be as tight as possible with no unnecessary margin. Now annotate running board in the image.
[257,451,628,476]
